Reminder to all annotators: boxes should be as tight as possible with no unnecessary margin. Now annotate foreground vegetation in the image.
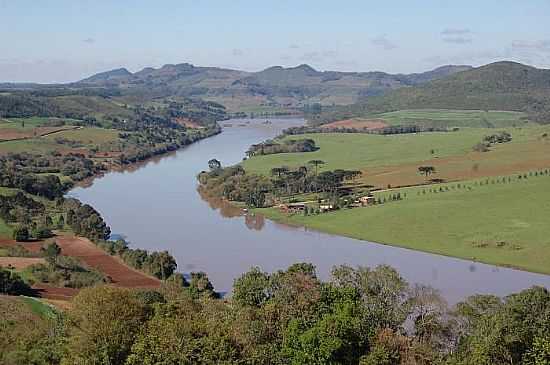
[2,263,549,365]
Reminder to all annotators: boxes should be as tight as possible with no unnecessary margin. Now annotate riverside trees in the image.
[199,162,362,208]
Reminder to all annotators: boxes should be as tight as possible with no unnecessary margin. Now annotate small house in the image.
[320,203,335,212]
[358,195,376,206]
[280,202,306,213]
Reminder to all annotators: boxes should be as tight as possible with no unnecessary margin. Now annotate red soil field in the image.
[173,117,204,129]
[322,118,389,131]
[0,257,45,270]
[54,235,161,289]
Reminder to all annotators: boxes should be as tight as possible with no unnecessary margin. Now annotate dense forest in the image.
[2,263,549,364]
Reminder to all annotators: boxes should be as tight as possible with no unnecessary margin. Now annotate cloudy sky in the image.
[1,0,549,83]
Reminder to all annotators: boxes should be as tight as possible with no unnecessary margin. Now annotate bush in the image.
[0,267,32,295]
[12,226,30,242]
[32,227,53,240]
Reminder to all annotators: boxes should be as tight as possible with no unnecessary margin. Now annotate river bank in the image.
[69,118,550,304]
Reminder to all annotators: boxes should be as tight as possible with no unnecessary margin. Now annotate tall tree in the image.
[308,160,325,176]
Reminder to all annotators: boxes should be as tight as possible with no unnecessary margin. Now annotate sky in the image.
[1,0,550,83]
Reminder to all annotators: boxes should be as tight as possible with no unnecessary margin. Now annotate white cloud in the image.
[371,35,397,50]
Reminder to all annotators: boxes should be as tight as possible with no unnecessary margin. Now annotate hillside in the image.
[0,91,227,127]
[315,62,550,124]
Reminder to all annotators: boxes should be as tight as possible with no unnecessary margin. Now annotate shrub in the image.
[12,226,30,242]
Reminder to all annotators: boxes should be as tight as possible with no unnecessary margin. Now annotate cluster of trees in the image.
[25,242,107,289]
[484,131,512,144]
[246,138,318,157]
[0,152,104,198]
[64,198,111,241]
[0,192,59,241]
[5,263,548,364]
[474,131,513,152]
[0,267,32,295]
[95,238,178,280]
[199,161,362,208]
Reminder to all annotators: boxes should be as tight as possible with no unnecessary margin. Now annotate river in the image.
[68,118,550,303]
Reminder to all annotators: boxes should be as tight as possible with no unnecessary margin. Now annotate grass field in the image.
[257,172,550,274]
[0,126,121,154]
[1,117,79,129]
[20,297,58,319]
[243,125,550,189]
[43,127,119,144]
[373,109,529,128]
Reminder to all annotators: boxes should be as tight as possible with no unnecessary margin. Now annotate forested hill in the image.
[0,90,227,127]
[314,61,550,124]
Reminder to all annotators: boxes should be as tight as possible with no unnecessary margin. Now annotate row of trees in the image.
[8,263,548,364]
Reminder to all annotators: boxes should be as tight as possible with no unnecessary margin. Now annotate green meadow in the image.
[373,109,528,128]
[242,125,550,178]
[257,172,550,274]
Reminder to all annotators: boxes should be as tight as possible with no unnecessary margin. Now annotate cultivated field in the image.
[258,172,550,274]
[54,235,160,289]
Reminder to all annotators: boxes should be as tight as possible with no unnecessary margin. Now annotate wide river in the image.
[69,118,550,303]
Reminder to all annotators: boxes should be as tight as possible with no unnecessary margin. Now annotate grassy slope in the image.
[375,109,528,128]
[243,126,550,177]
[0,124,121,154]
[258,174,550,274]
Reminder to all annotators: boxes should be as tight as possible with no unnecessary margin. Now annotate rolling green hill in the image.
[314,62,550,125]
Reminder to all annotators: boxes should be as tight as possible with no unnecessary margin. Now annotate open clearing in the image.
[257,172,550,274]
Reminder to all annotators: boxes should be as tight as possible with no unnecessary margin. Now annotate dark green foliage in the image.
[12,226,30,242]
[247,138,318,157]
[26,255,106,289]
[0,267,32,295]
[64,199,111,241]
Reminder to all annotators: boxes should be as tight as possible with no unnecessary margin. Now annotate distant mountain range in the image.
[2,61,549,124]
[72,63,473,110]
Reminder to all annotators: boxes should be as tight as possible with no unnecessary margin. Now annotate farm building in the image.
[279,202,306,213]
[358,195,376,206]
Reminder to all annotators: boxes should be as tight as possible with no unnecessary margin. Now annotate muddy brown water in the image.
[68,118,550,303]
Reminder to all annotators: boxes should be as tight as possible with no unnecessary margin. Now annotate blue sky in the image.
[1,0,549,82]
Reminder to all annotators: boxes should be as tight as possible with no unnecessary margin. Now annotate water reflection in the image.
[198,187,244,218]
